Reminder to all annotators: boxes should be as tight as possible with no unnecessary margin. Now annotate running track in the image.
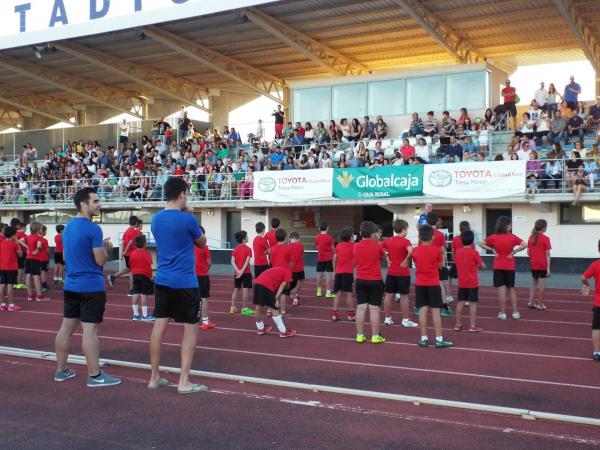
[1,275,599,449]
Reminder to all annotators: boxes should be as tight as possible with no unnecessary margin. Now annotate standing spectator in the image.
[418,203,433,228]
[119,119,129,145]
[548,110,567,144]
[256,119,265,142]
[272,105,284,138]
[534,82,548,111]
[587,96,600,133]
[501,79,518,130]
[156,117,171,143]
[566,110,585,144]
[564,75,582,112]
[545,83,562,119]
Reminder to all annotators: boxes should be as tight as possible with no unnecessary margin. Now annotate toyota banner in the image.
[252,169,334,202]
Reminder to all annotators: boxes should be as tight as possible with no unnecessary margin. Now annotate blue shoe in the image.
[414,307,420,317]
[132,315,142,321]
[142,315,156,322]
[87,370,121,388]
[54,368,77,382]
[441,308,453,317]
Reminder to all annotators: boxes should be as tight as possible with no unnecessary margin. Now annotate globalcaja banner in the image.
[332,166,423,199]
[423,160,527,199]
[253,168,333,202]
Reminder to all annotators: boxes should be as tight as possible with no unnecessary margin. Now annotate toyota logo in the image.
[258,177,276,192]
[429,170,452,188]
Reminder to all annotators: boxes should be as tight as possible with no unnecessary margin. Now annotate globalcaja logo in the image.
[258,177,276,192]
[429,170,452,188]
[336,171,354,188]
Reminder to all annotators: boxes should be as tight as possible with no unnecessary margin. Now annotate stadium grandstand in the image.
[2,0,600,448]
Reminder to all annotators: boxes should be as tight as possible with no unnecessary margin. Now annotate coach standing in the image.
[54,187,121,387]
[148,177,207,394]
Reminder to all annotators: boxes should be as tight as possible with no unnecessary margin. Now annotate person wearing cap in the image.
[587,96,600,134]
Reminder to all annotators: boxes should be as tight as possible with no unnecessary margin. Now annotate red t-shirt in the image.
[55,234,64,253]
[485,233,523,270]
[0,235,4,263]
[412,244,442,286]
[0,239,19,270]
[26,234,43,261]
[315,233,334,262]
[123,227,142,257]
[527,233,551,271]
[173,168,184,175]
[583,260,600,307]
[16,231,26,241]
[270,243,290,269]
[232,244,252,273]
[39,237,49,263]
[455,247,483,288]
[418,229,446,248]
[194,246,211,276]
[502,86,516,103]
[129,248,153,278]
[334,241,354,274]
[382,236,411,277]
[265,230,278,249]
[255,267,292,293]
[288,242,305,272]
[252,235,269,266]
[451,235,463,253]
[354,239,384,280]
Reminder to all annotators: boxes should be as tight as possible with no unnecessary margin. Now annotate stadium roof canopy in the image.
[0,0,599,128]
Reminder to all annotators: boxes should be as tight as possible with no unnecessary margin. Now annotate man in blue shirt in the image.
[443,136,463,162]
[564,75,582,112]
[149,176,207,394]
[270,146,285,166]
[54,187,121,387]
[417,203,433,229]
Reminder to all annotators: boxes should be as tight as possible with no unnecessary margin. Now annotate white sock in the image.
[436,336,443,342]
[594,351,600,355]
[9,303,14,307]
[132,304,139,316]
[202,317,209,324]
[421,335,428,341]
[256,321,264,330]
[142,305,148,317]
[1,303,6,307]
[272,315,286,333]
[326,289,331,295]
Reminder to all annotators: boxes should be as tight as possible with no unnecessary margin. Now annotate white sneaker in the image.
[446,296,455,304]
[384,317,394,326]
[497,312,507,320]
[401,319,418,328]
[512,311,521,320]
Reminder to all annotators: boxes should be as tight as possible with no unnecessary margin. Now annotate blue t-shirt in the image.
[152,210,202,289]
[64,217,105,292]
[564,82,581,103]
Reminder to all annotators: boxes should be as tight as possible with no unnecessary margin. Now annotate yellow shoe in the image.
[356,334,366,343]
[325,292,335,298]
[316,287,322,297]
[228,306,237,314]
[371,335,386,344]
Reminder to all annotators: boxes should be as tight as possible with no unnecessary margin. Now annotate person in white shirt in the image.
[256,119,265,142]
[517,141,532,160]
[414,137,430,161]
[534,82,548,110]
[119,119,129,145]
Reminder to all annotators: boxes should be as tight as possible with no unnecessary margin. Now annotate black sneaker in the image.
[435,338,454,348]
[418,338,429,348]
[127,290,134,297]
[594,354,600,362]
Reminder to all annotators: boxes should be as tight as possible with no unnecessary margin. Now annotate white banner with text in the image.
[253,169,334,203]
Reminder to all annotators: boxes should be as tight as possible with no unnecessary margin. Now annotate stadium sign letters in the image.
[253,169,334,203]
[333,166,423,199]
[1,0,277,50]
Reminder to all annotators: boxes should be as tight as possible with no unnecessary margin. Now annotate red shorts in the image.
[275,123,283,137]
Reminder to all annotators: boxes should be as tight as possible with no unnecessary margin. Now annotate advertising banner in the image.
[333,166,423,199]
[423,160,527,199]
[253,168,333,202]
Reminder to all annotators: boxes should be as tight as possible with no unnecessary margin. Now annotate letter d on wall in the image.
[90,0,110,19]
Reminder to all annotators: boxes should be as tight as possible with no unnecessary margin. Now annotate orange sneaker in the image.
[257,325,272,335]
[200,321,216,330]
[228,306,237,314]
[279,328,297,338]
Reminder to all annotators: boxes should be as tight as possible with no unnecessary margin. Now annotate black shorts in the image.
[448,264,458,279]
[415,285,444,309]
[132,274,154,296]
[234,273,253,289]
[254,264,269,279]
[119,135,128,144]
[593,307,600,330]
[25,259,41,276]
[316,260,333,273]
[334,273,354,293]
[253,283,278,309]
[505,101,517,117]
[64,291,107,324]
[493,269,515,288]
[457,287,479,303]
[439,267,449,281]
[40,262,49,272]
[54,252,64,265]
[154,284,201,324]
[384,275,411,295]
[355,279,384,306]
[566,101,578,112]
[531,270,548,279]
[18,256,25,270]
[0,270,17,285]
[197,275,210,298]
[282,276,298,296]
[293,271,305,281]
[124,255,131,269]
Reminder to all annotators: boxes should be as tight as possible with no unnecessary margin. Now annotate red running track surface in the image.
[0,275,599,449]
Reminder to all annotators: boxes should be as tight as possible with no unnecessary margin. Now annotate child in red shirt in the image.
[527,219,551,311]
[449,221,471,302]
[40,226,50,292]
[479,216,527,321]
[195,226,214,330]
[315,221,335,298]
[108,215,141,296]
[581,239,600,362]
[413,225,453,348]
[253,266,296,338]
[454,230,485,332]
[252,222,270,279]
[382,219,417,328]
[264,218,280,250]
[230,230,254,316]
[11,218,27,288]
[354,221,386,344]
[54,224,65,283]
[0,226,23,311]
[288,232,305,306]
[25,222,48,302]
[420,213,452,316]
[332,227,355,322]
[129,235,155,321]
[270,228,293,315]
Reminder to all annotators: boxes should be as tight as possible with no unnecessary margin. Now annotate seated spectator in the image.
[445,118,458,136]
[328,120,338,142]
[414,137,430,162]
[517,141,532,161]
[240,167,254,199]
[441,110,452,129]
[457,107,470,126]
[282,122,294,139]
[462,151,475,162]
[319,152,333,168]
[423,111,438,137]
[295,122,305,136]
[337,153,348,168]
[399,138,415,159]
[588,96,600,133]
[443,136,463,162]
[483,108,495,127]
[479,124,490,153]
[297,154,310,170]
[566,110,585,144]
[409,113,424,137]
[519,112,534,137]
[549,110,567,144]
[315,122,328,144]
[304,122,314,144]
[476,151,486,162]
[462,136,476,154]
[560,100,572,119]
[373,141,383,159]
[541,152,562,190]
[270,146,285,166]
[361,116,376,140]
[572,165,588,206]
[374,116,387,139]
[574,140,587,158]
[340,118,351,142]
[583,154,598,190]
[347,150,359,168]
[283,156,296,170]
[350,119,362,142]
[290,130,305,153]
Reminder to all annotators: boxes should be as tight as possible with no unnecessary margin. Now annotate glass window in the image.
[332,83,367,119]
[446,72,486,111]
[101,210,154,224]
[559,204,600,224]
[406,76,444,113]
[368,79,405,116]
[26,211,73,224]
[293,87,331,123]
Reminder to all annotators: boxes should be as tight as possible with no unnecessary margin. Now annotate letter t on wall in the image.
[15,3,31,33]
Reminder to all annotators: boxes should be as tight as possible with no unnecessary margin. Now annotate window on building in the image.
[100,210,154,224]
[26,211,73,224]
[560,204,600,224]
[446,72,487,111]
[368,79,405,116]
[405,75,445,114]
[292,87,331,123]
[332,83,367,119]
